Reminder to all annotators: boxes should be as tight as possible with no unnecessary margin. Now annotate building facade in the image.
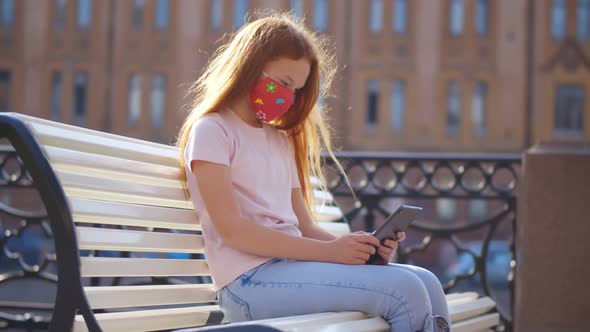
[0,0,588,150]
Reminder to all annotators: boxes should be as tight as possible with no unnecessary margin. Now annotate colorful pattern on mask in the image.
[249,76,295,122]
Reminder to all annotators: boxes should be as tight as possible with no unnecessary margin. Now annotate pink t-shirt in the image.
[184,108,302,291]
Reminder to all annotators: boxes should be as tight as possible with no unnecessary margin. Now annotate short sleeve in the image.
[287,140,301,189]
[185,117,232,167]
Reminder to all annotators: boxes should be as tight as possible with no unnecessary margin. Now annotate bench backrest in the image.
[4,113,345,331]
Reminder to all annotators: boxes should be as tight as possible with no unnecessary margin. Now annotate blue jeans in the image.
[216,258,450,332]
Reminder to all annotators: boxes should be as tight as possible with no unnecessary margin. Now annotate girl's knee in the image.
[379,270,434,331]
[405,266,444,292]
[384,268,430,303]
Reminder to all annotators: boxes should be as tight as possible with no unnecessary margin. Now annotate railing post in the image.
[515,142,590,332]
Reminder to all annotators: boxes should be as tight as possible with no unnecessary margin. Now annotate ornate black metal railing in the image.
[0,146,55,330]
[324,151,521,331]
[0,143,521,331]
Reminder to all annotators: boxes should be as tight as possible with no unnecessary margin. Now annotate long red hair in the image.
[176,12,348,217]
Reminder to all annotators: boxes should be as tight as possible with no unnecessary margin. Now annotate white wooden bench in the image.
[0,113,500,332]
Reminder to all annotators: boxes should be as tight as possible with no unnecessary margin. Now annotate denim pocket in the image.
[217,286,252,322]
[239,258,282,285]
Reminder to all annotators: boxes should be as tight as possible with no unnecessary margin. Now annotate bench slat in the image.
[317,221,350,235]
[57,170,334,210]
[286,316,388,332]
[65,186,192,209]
[44,145,329,191]
[274,312,499,332]
[450,297,496,323]
[313,206,343,222]
[84,284,216,309]
[255,296,497,331]
[82,284,486,314]
[81,285,480,313]
[80,257,210,277]
[77,227,204,253]
[75,310,368,332]
[70,197,202,231]
[445,292,480,302]
[256,292,497,331]
[452,313,500,332]
[74,295,496,332]
[71,197,341,232]
[25,119,180,167]
[57,170,193,209]
[43,145,182,184]
[446,292,480,306]
[236,312,370,331]
[11,112,175,151]
[77,291,495,330]
[73,305,221,332]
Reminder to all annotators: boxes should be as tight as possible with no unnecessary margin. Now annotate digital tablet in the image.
[366,204,422,265]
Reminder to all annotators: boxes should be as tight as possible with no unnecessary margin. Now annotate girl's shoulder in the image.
[191,111,233,140]
[196,111,225,125]
[194,110,233,129]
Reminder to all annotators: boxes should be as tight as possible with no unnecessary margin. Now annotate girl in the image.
[177,13,450,332]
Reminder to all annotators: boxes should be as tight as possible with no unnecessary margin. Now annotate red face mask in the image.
[249,72,295,122]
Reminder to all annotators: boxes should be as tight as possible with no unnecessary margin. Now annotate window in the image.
[391,80,405,132]
[1,0,14,27]
[393,0,407,33]
[367,80,379,132]
[76,0,92,29]
[578,0,590,40]
[50,72,63,121]
[150,74,166,129]
[554,85,584,137]
[468,199,487,221]
[128,74,141,127]
[475,0,488,36]
[132,0,144,30]
[436,198,457,222]
[0,70,11,111]
[73,72,88,125]
[313,0,328,32]
[472,81,487,136]
[233,0,248,28]
[552,0,566,40]
[211,0,223,30]
[291,0,304,18]
[54,0,67,30]
[369,0,382,33]
[447,81,461,135]
[155,0,169,29]
[449,0,464,36]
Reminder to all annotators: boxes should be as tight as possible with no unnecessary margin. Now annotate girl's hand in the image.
[325,232,381,265]
[376,231,406,264]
